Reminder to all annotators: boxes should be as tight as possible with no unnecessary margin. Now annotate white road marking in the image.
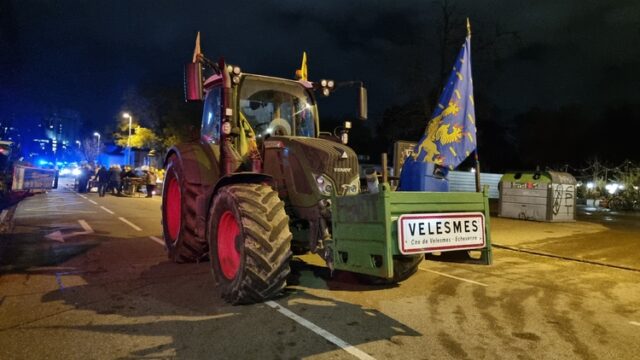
[44,220,94,243]
[88,199,98,205]
[45,231,65,242]
[119,217,143,231]
[419,267,488,287]
[630,321,640,327]
[78,195,87,199]
[266,301,376,360]
[78,220,93,233]
[100,206,115,214]
[149,236,165,246]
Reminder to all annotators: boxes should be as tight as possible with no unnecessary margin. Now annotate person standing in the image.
[144,167,157,198]
[108,165,122,195]
[96,165,109,197]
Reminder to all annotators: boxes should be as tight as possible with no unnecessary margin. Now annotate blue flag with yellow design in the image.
[412,34,476,170]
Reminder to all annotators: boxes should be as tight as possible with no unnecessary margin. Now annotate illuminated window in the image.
[201,87,222,144]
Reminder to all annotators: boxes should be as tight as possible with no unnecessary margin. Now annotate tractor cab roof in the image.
[203,71,314,93]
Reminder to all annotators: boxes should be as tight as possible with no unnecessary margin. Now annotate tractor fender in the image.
[210,172,275,198]
[165,142,219,186]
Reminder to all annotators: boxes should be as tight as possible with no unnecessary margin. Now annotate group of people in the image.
[76,163,159,198]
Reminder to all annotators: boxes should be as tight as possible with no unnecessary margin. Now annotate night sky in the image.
[1,0,639,171]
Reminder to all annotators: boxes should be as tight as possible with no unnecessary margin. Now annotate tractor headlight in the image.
[344,176,360,195]
[313,173,334,196]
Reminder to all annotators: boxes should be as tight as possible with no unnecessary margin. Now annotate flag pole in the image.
[474,152,481,192]
[467,18,482,192]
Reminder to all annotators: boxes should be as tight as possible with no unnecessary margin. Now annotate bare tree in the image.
[436,0,460,87]
[81,138,101,163]
[434,0,521,88]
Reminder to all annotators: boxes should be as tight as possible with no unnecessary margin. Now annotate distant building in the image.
[16,109,85,164]
[0,115,21,144]
[43,110,83,156]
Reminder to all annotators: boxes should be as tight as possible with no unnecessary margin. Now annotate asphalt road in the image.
[1,180,639,359]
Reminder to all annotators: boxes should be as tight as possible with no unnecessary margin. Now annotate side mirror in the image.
[184,62,203,101]
[358,85,368,121]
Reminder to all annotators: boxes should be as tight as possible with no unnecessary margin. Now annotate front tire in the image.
[208,183,292,304]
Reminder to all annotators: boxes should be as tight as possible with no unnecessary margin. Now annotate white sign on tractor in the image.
[397,212,485,254]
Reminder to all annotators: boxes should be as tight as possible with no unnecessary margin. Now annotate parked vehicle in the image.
[161,34,492,304]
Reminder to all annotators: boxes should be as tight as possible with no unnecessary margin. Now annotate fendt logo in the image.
[333,168,351,173]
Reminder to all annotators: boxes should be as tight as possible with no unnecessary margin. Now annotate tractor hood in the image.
[262,137,360,208]
[288,137,359,188]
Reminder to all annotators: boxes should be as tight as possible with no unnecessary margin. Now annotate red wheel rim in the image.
[166,176,181,241]
[218,210,241,280]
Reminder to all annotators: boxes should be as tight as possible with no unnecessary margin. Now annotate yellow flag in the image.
[192,31,201,63]
[295,51,308,81]
[238,113,256,156]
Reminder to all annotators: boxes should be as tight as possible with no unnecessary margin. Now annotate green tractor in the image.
[162,37,492,304]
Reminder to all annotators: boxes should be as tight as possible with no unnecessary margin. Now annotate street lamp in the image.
[93,132,101,165]
[122,113,133,165]
[122,113,132,147]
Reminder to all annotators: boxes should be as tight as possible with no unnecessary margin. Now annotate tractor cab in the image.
[237,75,318,142]
[197,69,319,148]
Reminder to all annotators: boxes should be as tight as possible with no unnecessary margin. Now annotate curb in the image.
[492,243,640,273]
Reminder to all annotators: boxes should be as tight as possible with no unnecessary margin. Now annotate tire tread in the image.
[212,183,292,304]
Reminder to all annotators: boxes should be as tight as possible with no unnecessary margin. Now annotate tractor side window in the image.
[201,87,222,144]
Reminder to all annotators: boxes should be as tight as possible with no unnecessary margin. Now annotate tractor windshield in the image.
[239,75,316,141]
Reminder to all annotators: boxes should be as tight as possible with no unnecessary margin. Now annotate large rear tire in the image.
[208,183,292,304]
[357,254,423,285]
[161,154,207,262]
